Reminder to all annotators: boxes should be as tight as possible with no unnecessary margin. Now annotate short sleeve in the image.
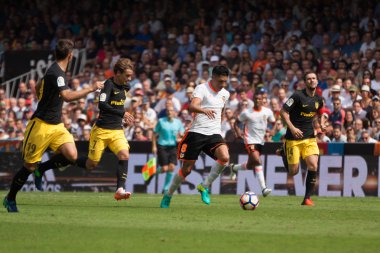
[192,85,204,100]
[56,75,69,91]
[283,92,299,112]
[238,109,248,122]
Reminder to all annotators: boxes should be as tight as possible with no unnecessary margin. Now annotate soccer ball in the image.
[239,191,259,210]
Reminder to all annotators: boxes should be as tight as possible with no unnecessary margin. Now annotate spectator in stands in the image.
[359,130,377,143]
[329,98,345,126]
[271,119,286,142]
[331,124,347,143]
[353,100,368,120]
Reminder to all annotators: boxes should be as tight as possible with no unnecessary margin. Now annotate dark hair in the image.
[212,65,230,77]
[304,71,317,81]
[55,39,74,61]
[114,58,134,74]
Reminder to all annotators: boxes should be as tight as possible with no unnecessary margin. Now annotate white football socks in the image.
[203,160,226,188]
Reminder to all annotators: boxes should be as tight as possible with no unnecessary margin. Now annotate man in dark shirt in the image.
[280,71,327,206]
[4,39,103,212]
[75,58,135,201]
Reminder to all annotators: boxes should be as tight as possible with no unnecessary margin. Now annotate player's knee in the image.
[288,165,299,176]
[181,167,192,177]
[246,161,255,170]
[24,163,37,172]
[161,165,169,172]
[117,150,129,160]
[217,154,229,165]
[168,164,175,172]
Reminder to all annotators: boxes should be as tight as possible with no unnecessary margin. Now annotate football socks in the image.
[7,166,31,201]
[116,160,128,189]
[305,170,317,199]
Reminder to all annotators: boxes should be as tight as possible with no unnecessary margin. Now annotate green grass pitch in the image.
[1,192,379,253]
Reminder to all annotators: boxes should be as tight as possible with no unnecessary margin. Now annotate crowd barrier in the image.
[0,141,379,197]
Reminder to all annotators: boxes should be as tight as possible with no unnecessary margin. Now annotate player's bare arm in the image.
[152,133,158,155]
[233,119,243,139]
[320,113,329,131]
[189,97,216,119]
[60,81,104,102]
[280,108,303,138]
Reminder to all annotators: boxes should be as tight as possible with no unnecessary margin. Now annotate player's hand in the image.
[203,109,216,119]
[123,112,134,125]
[152,146,157,155]
[92,81,104,92]
[291,127,303,139]
[234,131,243,139]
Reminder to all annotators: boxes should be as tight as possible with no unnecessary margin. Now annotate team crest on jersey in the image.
[57,76,65,87]
[315,101,319,109]
[100,93,107,102]
[286,98,294,107]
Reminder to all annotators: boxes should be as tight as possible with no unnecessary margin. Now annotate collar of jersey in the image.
[208,82,218,93]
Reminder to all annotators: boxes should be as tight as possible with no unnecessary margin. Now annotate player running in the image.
[160,65,230,208]
[280,71,327,206]
[34,58,135,201]
[3,39,103,212]
[229,91,275,197]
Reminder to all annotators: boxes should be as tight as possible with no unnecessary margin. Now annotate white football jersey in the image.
[239,107,275,144]
[190,82,230,135]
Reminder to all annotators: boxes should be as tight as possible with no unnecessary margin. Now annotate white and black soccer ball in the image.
[239,191,259,210]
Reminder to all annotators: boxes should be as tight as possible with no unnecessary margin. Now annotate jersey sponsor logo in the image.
[114,91,120,94]
[110,100,125,105]
[300,111,316,117]
[286,98,294,107]
[302,104,308,107]
[100,93,107,102]
[315,101,319,109]
[57,76,65,87]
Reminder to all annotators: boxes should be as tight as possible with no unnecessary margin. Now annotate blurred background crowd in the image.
[1,0,380,148]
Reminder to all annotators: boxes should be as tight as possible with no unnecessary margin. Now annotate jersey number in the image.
[26,143,36,154]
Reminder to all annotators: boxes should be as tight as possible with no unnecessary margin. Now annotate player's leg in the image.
[276,142,289,172]
[285,140,301,176]
[76,126,106,171]
[157,145,169,193]
[163,163,175,193]
[5,119,47,212]
[228,144,250,180]
[301,139,320,206]
[109,130,131,201]
[4,162,36,212]
[250,146,272,197]
[163,146,177,193]
[161,132,201,208]
[34,124,76,190]
[198,143,229,205]
[160,160,195,208]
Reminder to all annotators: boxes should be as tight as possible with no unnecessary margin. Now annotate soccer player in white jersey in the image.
[229,91,275,197]
[160,65,231,208]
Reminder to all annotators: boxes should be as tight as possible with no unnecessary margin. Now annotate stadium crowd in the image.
[1,0,380,148]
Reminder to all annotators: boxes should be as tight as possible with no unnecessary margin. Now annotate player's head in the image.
[55,39,74,61]
[304,71,318,91]
[253,92,263,108]
[166,105,176,119]
[114,58,135,86]
[211,65,230,90]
